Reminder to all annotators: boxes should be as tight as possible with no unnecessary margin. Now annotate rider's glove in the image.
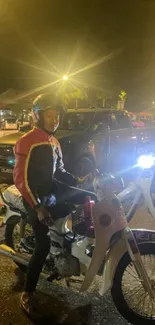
[76,169,99,185]
[76,174,93,185]
[35,206,53,226]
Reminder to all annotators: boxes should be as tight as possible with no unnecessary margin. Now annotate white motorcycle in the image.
[0,156,155,324]
[118,154,155,222]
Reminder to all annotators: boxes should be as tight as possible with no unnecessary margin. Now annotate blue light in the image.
[33,105,40,113]
[8,159,15,165]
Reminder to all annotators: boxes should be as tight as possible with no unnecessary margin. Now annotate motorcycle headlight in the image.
[137,155,155,169]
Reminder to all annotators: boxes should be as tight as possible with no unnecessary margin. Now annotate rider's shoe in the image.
[20,292,42,320]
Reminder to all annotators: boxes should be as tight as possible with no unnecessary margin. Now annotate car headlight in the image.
[137,155,155,169]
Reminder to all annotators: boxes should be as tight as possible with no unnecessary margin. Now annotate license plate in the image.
[0,168,13,173]
[6,124,17,129]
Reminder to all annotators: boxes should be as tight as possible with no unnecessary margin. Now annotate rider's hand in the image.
[35,206,53,226]
[77,170,99,185]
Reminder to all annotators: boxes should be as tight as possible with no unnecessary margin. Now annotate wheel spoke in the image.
[123,284,143,302]
[134,291,147,311]
[121,252,155,319]
[124,268,140,282]
[145,293,151,318]
[128,263,138,276]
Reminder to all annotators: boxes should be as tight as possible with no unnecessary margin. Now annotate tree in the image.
[117,90,127,109]
[119,90,127,101]
[96,91,107,107]
[56,81,87,108]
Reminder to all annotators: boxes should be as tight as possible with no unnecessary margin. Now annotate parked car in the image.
[16,117,32,130]
[0,108,155,184]
[0,116,18,130]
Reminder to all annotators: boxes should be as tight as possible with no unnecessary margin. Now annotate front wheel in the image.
[111,243,155,324]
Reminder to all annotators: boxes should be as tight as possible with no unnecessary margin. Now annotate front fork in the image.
[123,227,155,299]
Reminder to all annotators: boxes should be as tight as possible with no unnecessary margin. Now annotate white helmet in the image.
[32,93,67,127]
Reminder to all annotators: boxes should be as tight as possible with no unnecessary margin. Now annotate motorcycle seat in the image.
[55,180,97,205]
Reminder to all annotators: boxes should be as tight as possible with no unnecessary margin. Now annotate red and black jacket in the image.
[13,127,77,208]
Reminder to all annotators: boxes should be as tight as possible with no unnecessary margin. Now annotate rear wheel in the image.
[5,215,32,272]
[5,215,21,249]
[111,243,155,324]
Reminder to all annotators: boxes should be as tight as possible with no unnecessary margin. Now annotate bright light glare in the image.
[8,159,15,165]
[62,75,68,81]
[137,155,155,169]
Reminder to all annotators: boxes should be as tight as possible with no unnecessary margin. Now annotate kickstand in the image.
[65,278,71,287]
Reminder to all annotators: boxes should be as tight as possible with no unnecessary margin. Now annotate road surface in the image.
[0,206,154,325]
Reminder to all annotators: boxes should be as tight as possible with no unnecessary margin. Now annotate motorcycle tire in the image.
[5,215,27,272]
[5,215,21,248]
[111,243,155,324]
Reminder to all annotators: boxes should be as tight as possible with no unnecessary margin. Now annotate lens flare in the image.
[137,155,155,169]
[62,75,68,81]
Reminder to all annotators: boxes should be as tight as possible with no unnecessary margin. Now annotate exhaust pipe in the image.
[0,244,29,266]
[0,244,81,285]
[0,244,49,279]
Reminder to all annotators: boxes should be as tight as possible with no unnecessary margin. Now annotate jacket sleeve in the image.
[13,139,40,208]
[54,143,77,186]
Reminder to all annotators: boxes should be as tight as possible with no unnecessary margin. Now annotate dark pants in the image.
[23,183,97,293]
[23,202,50,293]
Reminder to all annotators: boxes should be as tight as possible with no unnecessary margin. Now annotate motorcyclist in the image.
[13,93,91,319]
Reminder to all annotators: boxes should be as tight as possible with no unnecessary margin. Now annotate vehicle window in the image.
[60,112,95,131]
[92,112,117,130]
[6,118,16,123]
[115,113,131,129]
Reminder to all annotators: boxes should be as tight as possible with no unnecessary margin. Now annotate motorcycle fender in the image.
[99,229,155,296]
[80,200,127,292]
[99,237,126,295]
[2,207,20,225]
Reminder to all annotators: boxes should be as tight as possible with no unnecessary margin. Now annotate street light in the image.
[62,75,68,81]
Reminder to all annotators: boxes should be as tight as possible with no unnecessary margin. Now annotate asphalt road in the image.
[0,207,154,325]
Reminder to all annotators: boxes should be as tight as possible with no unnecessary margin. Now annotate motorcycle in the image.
[0,160,155,324]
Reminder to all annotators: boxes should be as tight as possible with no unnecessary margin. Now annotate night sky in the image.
[0,0,154,110]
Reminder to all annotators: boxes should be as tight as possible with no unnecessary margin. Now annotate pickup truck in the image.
[0,108,154,184]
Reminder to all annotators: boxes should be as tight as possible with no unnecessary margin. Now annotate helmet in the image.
[32,93,67,127]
